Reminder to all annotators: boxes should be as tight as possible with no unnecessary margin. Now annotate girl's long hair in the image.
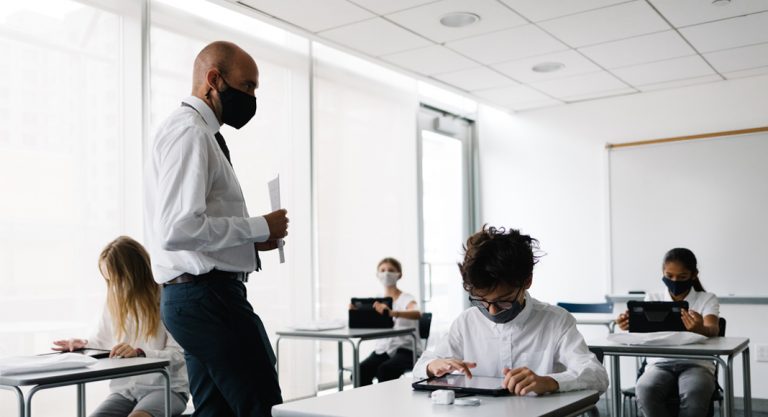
[99,236,160,342]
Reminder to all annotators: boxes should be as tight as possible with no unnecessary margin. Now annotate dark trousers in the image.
[161,277,282,417]
[359,348,414,386]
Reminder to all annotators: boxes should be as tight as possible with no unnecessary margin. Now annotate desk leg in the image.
[0,386,24,417]
[352,340,361,388]
[77,383,86,417]
[275,336,282,375]
[743,348,752,417]
[610,355,621,417]
[337,341,344,391]
[715,356,732,417]
[161,367,172,417]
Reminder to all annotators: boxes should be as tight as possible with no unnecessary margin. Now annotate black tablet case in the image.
[628,300,689,333]
[349,297,394,328]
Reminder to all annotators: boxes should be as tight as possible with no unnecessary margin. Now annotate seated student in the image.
[356,257,422,386]
[615,248,720,417]
[413,226,608,395]
[52,236,189,417]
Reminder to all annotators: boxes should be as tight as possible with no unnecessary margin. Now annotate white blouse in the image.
[87,305,189,400]
[374,292,422,357]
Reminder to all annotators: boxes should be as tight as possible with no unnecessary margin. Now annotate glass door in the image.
[418,105,476,333]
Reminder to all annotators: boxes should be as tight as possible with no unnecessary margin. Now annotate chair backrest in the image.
[419,312,433,340]
[718,317,726,337]
[588,347,604,364]
[557,302,614,314]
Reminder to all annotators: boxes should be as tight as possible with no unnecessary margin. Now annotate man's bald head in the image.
[191,41,259,122]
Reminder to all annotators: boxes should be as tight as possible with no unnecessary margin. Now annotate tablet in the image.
[628,300,689,333]
[349,297,394,328]
[412,375,509,396]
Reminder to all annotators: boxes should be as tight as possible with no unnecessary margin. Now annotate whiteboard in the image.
[609,131,768,295]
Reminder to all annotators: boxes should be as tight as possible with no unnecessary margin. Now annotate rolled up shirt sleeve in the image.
[546,315,609,393]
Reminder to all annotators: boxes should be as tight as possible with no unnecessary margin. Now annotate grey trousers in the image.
[89,391,189,417]
[636,362,716,417]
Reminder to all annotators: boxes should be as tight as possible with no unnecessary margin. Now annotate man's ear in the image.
[205,69,220,91]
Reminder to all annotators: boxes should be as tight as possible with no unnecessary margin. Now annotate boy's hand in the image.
[51,338,87,352]
[426,358,477,378]
[502,367,559,395]
[616,310,629,331]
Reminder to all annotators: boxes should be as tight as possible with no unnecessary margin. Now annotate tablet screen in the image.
[418,375,504,391]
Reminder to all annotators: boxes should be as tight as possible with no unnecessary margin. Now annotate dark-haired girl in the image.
[616,248,720,417]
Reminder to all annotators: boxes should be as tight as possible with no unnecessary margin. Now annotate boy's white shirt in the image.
[88,304,189,400]
[413,292,609,393]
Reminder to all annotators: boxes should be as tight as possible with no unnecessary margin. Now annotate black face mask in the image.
[217,77,256,129]
[662,277,694,296]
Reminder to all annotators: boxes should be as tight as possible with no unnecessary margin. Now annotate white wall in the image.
[478,74,768,400]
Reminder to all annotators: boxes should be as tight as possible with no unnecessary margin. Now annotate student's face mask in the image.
[662,277,694,296]
[377,271,399,287]
[470,289,525,324]
[217,76,257,129]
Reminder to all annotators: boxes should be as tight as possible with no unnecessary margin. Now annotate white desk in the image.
[572,313,616,333]
[272,378,600,417]
[588,336,751,417]
[275,327,417,389]
[0,358,171,417]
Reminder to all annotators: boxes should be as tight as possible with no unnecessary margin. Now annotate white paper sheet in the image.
[0,353,97,375]
[268,175,285,263]
[607,331,708,346]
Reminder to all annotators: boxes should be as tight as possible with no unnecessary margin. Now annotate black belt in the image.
[163,269,249,286]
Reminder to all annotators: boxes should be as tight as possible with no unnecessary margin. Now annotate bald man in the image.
[145,41,286,417]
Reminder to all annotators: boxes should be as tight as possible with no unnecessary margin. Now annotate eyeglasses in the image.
[468,292,520,311]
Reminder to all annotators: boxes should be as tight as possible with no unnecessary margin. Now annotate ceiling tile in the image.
[579,30,696,69]
[538,1,670,47]
[722,66,768,80]
[432,67,516,91]
[492,50,602,83]
[649,0,768,27]
[446,24,568,64]
[499,0,630,22]
[472,84,561,109]
[636,74,723,92]
[561,87,637,102]
[530,71,630,99]
[239,0,373,32]
[347,0,436,15]
[319,17,432,56]
[382,45,478,75]
[611,55,716,86]
[680,12,768,53]
[386,0,527,42]
[704,42,768,74]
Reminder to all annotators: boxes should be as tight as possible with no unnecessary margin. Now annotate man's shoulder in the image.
[154,107,211,147]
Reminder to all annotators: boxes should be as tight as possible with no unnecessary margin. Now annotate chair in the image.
[621,317,727,417]
[418,312,433,351]
[557,302,614,314]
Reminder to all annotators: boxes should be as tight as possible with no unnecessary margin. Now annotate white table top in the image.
[588,336,749,355]
[276,327,416,339]
[272,379,600,417]
[572,313,616,325]
[0,358,169,386]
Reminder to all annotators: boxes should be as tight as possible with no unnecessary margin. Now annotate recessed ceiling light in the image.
[712,0,732,6]
[532,62,565,73]
[439,12,481,28]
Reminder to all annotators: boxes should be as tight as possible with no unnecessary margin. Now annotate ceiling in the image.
[224,0,768,112]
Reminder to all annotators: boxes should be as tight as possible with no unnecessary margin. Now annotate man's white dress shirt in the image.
[144,96,270,283]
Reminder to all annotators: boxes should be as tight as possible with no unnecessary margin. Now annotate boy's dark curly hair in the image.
[459,226,540,294]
